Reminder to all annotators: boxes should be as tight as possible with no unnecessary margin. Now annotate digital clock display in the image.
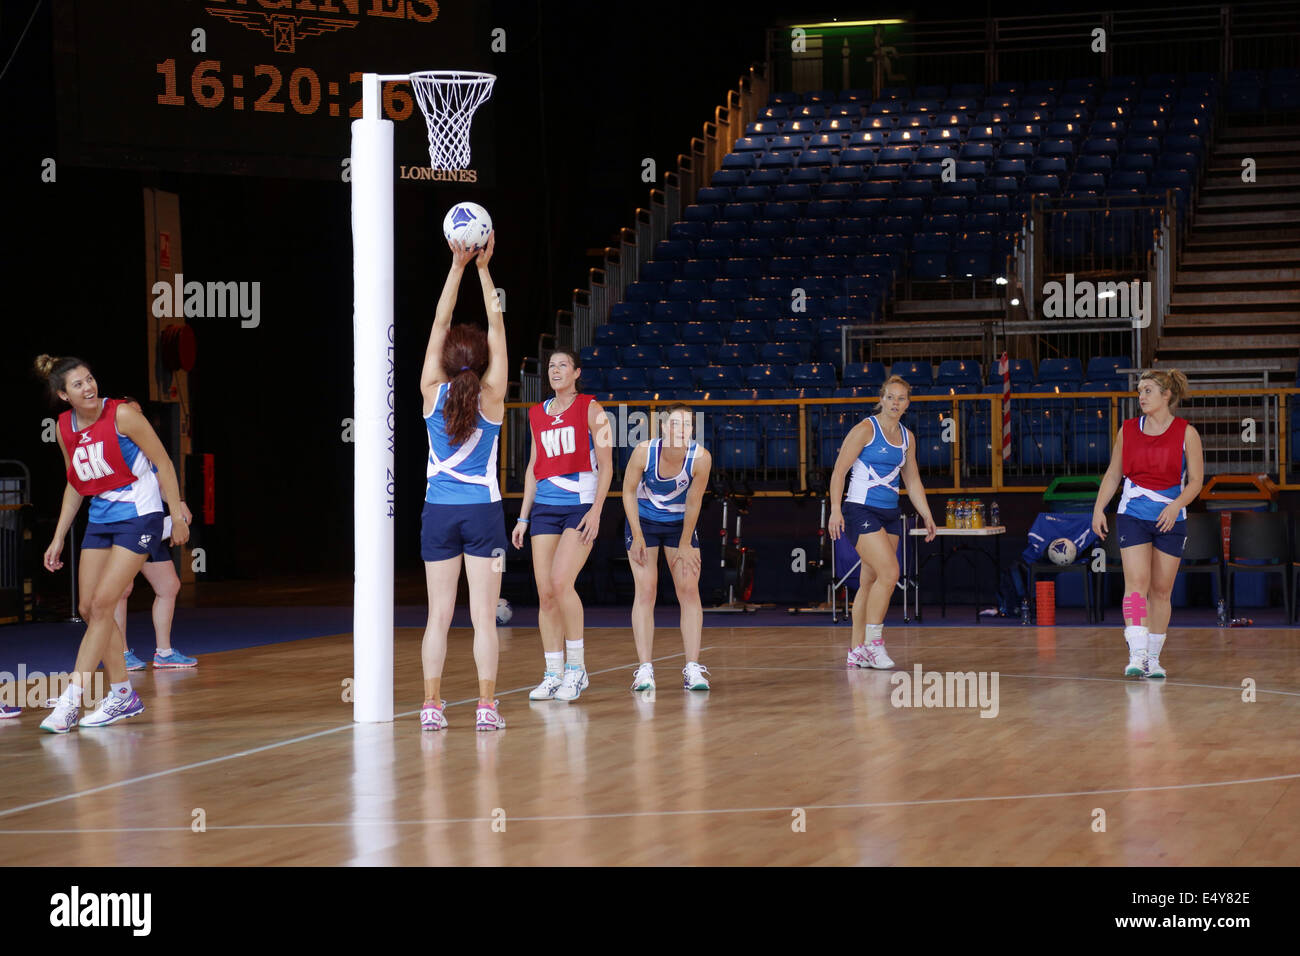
[54,0,495,181]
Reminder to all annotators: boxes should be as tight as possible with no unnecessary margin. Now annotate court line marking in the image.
[4,768,1300,835]
[705,665,1300,697]
[0,647,712,822]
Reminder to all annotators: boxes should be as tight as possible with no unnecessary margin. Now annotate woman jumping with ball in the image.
[36,355,191,733]
[513,350,613,703]
[419,232,509,732]
[1092,369,1203,679]
[829,375,937,669]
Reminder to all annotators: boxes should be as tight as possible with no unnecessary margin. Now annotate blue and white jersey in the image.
[535,397,598,507]
[636,439,699,523]
[424,383,502,504]
[845,415,909,508]
[73,405,163,524]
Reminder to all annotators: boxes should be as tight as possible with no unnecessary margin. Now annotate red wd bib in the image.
[57,398,137,496]
[529,394,594,480]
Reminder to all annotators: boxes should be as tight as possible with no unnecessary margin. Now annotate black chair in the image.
[1226,511,1291,620]
[1179,512,1226,609]
[1029,541,1096,623]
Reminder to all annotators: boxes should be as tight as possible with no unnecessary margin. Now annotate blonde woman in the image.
[829,375,937,668]
[1092,369,1203,679]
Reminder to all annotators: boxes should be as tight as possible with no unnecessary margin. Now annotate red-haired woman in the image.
[36,355,191,733]
[418,234,508,731]
[512,349,613,703]
[1092,368,1203,678]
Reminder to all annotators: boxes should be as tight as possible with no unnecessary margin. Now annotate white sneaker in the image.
[40,695,80,734]
[846,644,873,668]
[862,641,895,669]
[1144,657,1166,679]
[475,700,506,731]
[631,663,655,691]
[529,673,564,700]
[555,667,589,702]
[682,662,711,690]
[1125,650,1146,678]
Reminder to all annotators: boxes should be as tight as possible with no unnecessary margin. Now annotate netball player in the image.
[828,375,937,668]
[512,350,613,702]
[114,399,196,671]
[622,404,713,691]
[36,355,191,733]
[1091,369,1203,678]
[419,233,508,731]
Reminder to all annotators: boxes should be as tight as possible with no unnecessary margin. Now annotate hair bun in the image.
[34,354,58,377]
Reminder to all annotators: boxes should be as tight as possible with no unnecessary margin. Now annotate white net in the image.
[409,71,496,170]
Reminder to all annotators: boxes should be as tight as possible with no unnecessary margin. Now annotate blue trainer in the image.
[123,649,146,671]
[0,705,21,719]
[153,648,198,669]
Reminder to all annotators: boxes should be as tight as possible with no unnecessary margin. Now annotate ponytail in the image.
[34,354,91,404]
[441,325,489,445]
[1139,368,1189,409]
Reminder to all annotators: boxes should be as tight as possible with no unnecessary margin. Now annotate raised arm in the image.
[476,233,507,420]
[827,419,873,539]
[117,403,190,547]
[421,239,477,409]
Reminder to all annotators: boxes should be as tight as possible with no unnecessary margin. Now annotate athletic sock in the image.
[156,648,174,658]
[565,639,584,670]
[865,623,884,644]
[544,651,563,675]
[1124,625,1149,653]
[66,684,84,706]
[1147,632,1166,659]
[112,681,131,698]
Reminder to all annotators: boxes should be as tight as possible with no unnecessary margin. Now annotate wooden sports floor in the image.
[1,622,1298,865]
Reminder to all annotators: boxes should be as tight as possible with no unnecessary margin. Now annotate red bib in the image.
[1122,415,1188,490]
[58,399,137,496]
[530,394,595,480]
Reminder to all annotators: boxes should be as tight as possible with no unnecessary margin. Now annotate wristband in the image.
[516,518,529,525]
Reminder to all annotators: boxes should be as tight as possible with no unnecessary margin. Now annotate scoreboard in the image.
[53,0,496,181]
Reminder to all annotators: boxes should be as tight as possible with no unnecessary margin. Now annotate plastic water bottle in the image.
[1020,597,1031,625]
[1217,598,1227,627]
[990,500,1000,527]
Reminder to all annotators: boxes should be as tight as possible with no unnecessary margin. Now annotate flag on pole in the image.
[999,351,1011,460]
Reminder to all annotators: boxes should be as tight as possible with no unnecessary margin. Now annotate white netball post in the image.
[350,70,494,723]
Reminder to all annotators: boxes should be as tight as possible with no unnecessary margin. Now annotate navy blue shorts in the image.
[1117,513,1186,558]
[83,514,165,555]
[421,501,507,561]
[529,503,589,536]
[842,501,901,543]
[625,518,699,551]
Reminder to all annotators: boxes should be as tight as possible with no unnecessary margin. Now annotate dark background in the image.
[0,0,1187,592]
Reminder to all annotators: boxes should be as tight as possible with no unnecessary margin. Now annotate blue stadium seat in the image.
[665,344,709,367]
[715,343,759,366]
[760,342,808,365]
[745,364,793,388]
[1037,357,1084,386]
[792,363,837,390]
[691,366,743,390]
[891,361,934,386]
[607,368,650,391]
[843,362,888,387]
[936,359,982,386]
[678,323,724,346]
[650,368,694,392]
[726,319,769,344]
[594,324,635,347]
